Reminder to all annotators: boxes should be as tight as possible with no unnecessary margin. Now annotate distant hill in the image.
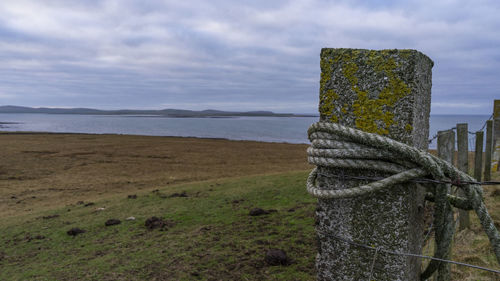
[0,106,316,118]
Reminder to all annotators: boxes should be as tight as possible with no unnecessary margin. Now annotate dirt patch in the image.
[145,217,175,230]
[249,208,277,216]
[105,219,121,226]
[264,249,292,266]
[169,191,188,198]
[42,214,60,220]
[491,188,500,197]
[67,228,86,236]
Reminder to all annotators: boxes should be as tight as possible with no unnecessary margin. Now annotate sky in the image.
[0,0,499,114]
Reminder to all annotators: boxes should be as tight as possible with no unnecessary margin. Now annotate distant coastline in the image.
[0,105,317,118]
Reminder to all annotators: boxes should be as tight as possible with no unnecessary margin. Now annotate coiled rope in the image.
[307,121,500,279]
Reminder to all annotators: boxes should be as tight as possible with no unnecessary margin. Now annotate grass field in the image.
[1,133,499,280]
[0,171,317,280]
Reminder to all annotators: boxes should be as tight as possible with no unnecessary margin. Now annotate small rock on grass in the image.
[67,228,86,236]
[126,216,136,221]
[265,249,291,266]
[105,219,121,226]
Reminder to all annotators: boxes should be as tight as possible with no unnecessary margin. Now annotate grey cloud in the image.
[0,0,498,113]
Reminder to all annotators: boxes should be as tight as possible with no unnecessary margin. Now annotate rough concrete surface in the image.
[315,48,433,280]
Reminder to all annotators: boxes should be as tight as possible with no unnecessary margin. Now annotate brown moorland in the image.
[0,132,310,218]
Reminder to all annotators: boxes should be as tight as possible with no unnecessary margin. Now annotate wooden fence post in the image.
[484,120,493,181]
[435,130,455,281]
[474,131,484,182]
[494,100,500,171]
[315,48,432,280]
[456,124,470,230]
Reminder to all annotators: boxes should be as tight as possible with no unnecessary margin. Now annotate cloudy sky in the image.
[0,0,498,114]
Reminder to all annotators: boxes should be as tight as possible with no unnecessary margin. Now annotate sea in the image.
[0,113,491,149]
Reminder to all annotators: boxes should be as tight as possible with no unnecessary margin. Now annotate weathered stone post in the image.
[315,48,432,280]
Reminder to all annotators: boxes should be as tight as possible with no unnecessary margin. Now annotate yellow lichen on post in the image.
[319,48,412,135]
[319,56,339,123]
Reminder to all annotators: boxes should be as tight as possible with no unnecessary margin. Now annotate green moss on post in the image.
[315,48,433,280]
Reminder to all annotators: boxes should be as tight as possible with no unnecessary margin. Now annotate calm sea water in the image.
[0,113,491,149]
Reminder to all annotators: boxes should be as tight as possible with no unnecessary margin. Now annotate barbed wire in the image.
[428,127,456,144]
[322,231,500,275]
[429,113,493,142]
[481,113,494,131]
[317,171,500,187]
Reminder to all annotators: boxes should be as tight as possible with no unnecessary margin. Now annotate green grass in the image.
[0,171,317,281]
[2,170,499,280]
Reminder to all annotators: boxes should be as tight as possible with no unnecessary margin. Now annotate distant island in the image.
[0,106,316,118]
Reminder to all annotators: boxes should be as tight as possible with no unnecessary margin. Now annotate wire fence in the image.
[317,171,500,186]
[321,231,500,276]
[428,114,493,144]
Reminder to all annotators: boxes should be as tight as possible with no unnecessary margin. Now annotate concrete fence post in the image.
[474,131,484,182]
[484,120,493,181]
[456,123,470,230]
[315,48,432,280]
[435,130,455,281]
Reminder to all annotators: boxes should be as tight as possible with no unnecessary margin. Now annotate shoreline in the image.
[0,130,310,145]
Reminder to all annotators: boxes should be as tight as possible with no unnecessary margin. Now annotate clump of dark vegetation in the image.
[127,194,137,199]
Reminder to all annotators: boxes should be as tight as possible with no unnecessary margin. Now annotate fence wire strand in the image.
[429,113,492,142]
[317,171,500,186]
[324,232,500,275]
